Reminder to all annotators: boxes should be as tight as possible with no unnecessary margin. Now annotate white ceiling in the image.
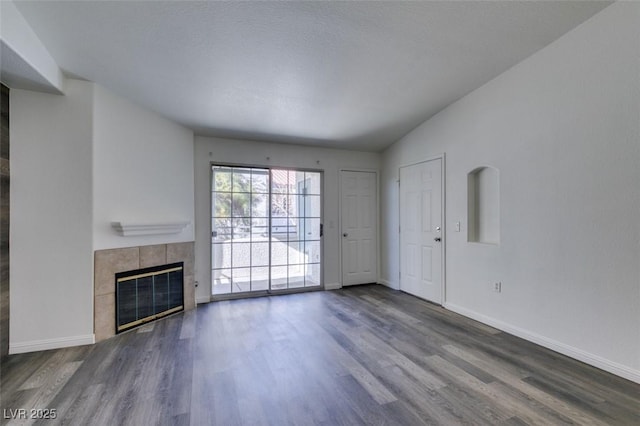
[11,1,611,151]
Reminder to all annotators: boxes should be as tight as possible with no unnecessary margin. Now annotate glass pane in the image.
[306,195,321,217]
[213,193,231,218]
[117,279,137,326]
[284,195,298,217]
[284,218,296,240]
[251,218,269,239]
[232,268,251,293]
[213,219,232,241]
[251,193,268,218]
[213,168,232,192]
[137,277,153,319]
[271,193,289,217]
[270,266,287,289]
[153,274,169,314]
[287,217,301,241]
[232,193,251,218]
[305,241,321,264]
[213,268,232,295]
[271,215,290,238]
[288,241,305,265]
[271,170,288,194]
[304,218,321,240]
[290,171,306,194]
[271,239,288,266]
[286,170,299,194]
[251,267,269,291]
[212,243,231,269]
[296,217,306,241]
[231,219,251,241]
[251,242,269,267]
[232,242,251,268]
[298,194,307,219]
[304,172,321,195]
[251,170,269,193]
[305,263,321,287]
[168,270,183,308]
[232,168,252,193]
[288,265,305,288]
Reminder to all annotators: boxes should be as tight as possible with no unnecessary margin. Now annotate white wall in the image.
[9,79,195,353]
[93,85,195,250]
[194,136,380,302]
[10,80,94,352]
[381,2,640,382]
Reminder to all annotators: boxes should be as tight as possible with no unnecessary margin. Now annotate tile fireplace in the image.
[94,242,195,341]
[115,262,184,333]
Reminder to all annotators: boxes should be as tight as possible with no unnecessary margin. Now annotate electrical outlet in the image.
[494,282,502,293]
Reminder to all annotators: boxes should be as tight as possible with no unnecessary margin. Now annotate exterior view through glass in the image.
[212,166,322,295]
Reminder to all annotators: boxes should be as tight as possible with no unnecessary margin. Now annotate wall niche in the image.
[467,166,500,245]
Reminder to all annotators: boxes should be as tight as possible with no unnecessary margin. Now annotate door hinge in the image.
[320,223,324,237]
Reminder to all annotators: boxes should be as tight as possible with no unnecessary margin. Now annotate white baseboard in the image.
[444,302,640,384]
[324,282,342,290]
[9,334,95,355]
[378,279,399,290]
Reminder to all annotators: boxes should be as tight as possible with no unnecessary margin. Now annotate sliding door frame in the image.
[210,162,324,301]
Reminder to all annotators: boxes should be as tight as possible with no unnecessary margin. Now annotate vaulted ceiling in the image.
[8,1,611,151]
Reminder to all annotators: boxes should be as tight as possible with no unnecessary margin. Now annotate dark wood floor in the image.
[1,285,639,425]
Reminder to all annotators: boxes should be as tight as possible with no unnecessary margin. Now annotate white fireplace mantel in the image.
[111,221,190,237]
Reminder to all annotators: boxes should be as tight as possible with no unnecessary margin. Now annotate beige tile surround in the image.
[94,242,195,341]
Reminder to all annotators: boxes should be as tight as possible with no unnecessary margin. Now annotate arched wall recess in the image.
[467,166,500,245]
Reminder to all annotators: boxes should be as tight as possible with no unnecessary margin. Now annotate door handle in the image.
[434,237,441,242]
[343,233,348,237]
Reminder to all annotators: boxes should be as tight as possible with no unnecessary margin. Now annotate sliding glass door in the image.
[211,166,322,296]
[211,166,269,294]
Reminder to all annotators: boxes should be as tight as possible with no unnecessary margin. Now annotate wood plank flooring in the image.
[1,285,639,425]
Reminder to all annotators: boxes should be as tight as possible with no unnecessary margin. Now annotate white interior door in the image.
[399,159,443,303]
[341,171,377,286]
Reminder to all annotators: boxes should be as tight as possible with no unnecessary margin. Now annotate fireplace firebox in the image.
[115,262,184,333]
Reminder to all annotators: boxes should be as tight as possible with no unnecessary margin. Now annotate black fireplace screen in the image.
[115,262,184,333]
